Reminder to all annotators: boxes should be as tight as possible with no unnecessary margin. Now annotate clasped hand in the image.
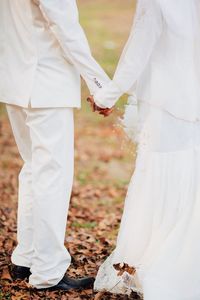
[87,96,114,117]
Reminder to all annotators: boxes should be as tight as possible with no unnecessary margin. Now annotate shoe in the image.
[11,264,31,280]
[47,274,95,291]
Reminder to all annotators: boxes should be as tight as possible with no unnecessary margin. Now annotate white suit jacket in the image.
[0,0,114,108]
[95,0,200,122]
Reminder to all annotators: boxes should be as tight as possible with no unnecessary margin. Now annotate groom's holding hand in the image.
[0,0,117,291]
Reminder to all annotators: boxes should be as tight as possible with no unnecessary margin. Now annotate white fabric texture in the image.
[7,105,74,288]
[94,0,200,123]
[95,103,200,299]
[0,0,111,108]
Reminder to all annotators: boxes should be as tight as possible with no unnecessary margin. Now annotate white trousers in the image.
[6,105,74,289]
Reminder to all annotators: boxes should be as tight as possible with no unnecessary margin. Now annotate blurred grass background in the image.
[78,0,136,110]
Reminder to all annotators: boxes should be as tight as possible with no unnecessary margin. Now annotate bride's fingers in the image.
[99,108,113,117]
[103,107,114,115]
[87,96,114,116]
[108,107,114,114]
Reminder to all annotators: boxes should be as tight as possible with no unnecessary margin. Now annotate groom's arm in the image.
[37,0,116,97]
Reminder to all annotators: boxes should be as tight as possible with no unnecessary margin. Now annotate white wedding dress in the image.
[94,1,200,299]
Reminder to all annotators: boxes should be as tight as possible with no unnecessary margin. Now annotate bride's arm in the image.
[37,0,111,96]
[94,0,163,109]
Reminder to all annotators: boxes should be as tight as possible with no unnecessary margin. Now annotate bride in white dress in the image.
[92,0,200,299]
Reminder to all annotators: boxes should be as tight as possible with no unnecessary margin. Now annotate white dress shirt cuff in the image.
[93,80,123,108]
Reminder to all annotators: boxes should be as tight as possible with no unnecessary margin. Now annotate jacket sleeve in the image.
[94,0,163,108]
[38,0,114,95]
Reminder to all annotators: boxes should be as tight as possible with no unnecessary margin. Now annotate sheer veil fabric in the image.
[94,1,200,299]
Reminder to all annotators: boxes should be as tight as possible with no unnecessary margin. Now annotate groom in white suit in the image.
[0,0,114,291]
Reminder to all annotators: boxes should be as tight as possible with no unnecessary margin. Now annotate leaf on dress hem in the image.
[113,263,136,277]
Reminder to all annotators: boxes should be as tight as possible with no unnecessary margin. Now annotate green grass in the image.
[71,221,97,229]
